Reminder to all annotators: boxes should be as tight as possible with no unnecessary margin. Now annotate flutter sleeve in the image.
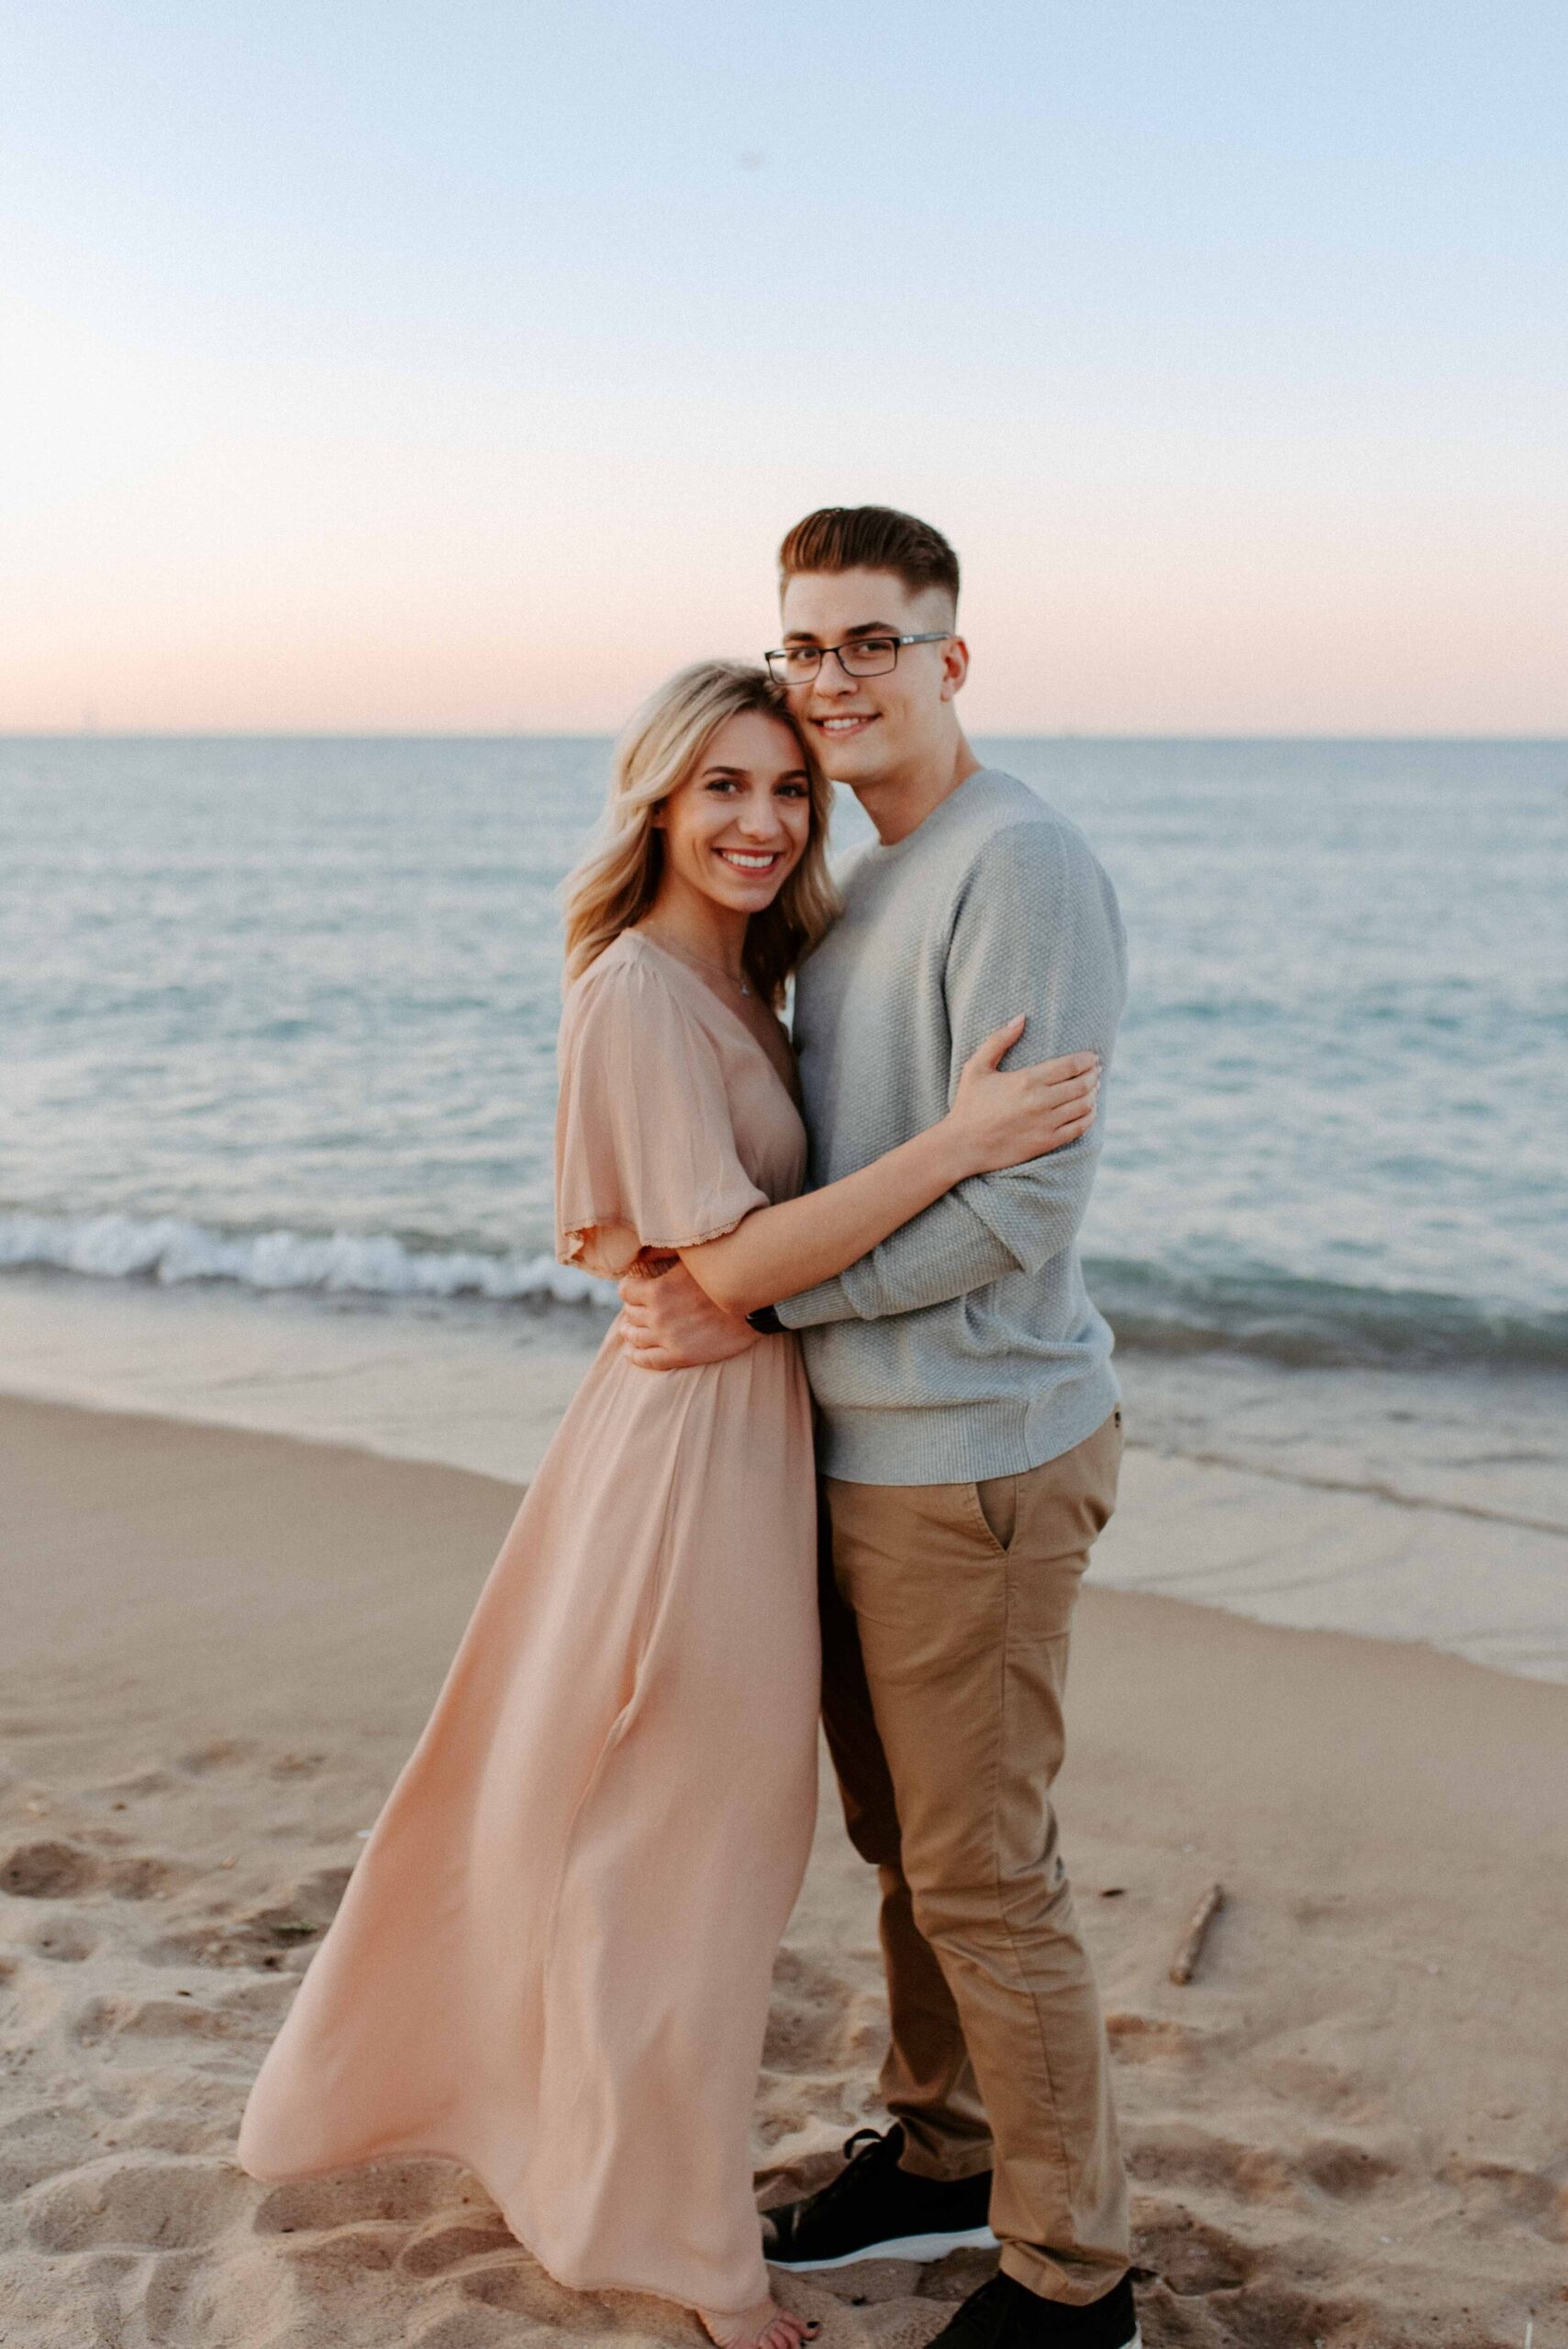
[553,952,770,1280]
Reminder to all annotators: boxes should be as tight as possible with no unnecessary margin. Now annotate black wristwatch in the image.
[746,1304,784,1334]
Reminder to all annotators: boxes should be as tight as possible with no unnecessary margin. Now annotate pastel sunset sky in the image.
[3,2,1563,734]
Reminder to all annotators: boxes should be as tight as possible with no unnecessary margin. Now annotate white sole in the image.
[769,2224,1000,2270]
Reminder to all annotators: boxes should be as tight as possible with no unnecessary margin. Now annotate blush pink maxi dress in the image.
[237,929,821,2321]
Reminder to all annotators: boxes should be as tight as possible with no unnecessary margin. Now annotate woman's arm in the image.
[676,1018,1097,1320]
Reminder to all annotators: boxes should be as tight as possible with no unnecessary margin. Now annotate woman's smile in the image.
[715,846,785,874]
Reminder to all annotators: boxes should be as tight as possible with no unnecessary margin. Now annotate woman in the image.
[237,663,1099,2349]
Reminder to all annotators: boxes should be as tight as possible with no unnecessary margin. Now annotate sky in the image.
[2,1,1564,734]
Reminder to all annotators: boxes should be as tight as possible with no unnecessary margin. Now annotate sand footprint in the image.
[2,1837,102,1898]
[763,1947,866,2074]
[1126,2121,1300,2203]
[69,1986,272,2083]
[1297,2136,1402,2199]
[1440,2153,1568,2240]
[1131,2195,1254,2295]
[147,1861,352,1971]
[2,1831,192,1904]
[0,2099,100,2198]
[247,2178,571,2340]
[25,2149,253,2254]
[1261,2060,1384,2131]
[1105,2009,1209,2065]
[101,1848,193,1900]
[252,2154,457,2236]
[18,1910,99,1961]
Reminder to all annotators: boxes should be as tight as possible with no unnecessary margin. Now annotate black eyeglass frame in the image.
[763,630,951,684]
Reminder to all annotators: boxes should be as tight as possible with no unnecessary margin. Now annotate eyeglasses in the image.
[764,631,951,685]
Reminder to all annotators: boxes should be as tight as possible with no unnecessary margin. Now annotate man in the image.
[618,507,1138,2349]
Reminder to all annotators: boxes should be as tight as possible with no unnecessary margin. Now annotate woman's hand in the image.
[672,1016,1100,1321]
[944,1016,1099,1175]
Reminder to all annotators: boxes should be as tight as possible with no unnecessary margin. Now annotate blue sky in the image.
[2,1,1563,729]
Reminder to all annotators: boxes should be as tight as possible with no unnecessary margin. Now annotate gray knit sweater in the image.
[776,767,1127,1486]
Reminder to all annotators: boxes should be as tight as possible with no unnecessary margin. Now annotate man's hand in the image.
[617,1259,762,1372]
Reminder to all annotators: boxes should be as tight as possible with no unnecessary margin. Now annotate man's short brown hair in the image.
[778,506,960,613]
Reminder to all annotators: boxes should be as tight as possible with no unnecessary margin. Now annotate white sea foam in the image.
[0,1210,617,1309]
[7,1208,1568,1373]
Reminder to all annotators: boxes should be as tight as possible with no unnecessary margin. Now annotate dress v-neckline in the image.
[623,930,800,1108]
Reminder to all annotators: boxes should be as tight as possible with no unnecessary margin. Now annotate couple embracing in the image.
[239,507,1140,2349]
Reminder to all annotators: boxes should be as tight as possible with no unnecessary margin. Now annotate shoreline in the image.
[5,1265,1566,1684]
[3,1393,1565,2346]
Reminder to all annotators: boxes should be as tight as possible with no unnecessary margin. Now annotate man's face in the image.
[776,567,962,788]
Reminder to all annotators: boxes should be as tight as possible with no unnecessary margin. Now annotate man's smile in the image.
[812,714,878,739]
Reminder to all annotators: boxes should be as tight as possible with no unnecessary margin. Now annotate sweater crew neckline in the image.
[864,766,1015,863]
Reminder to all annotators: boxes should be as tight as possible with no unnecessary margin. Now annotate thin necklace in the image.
[641,926,752,997]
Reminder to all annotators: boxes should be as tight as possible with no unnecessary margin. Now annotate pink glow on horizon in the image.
[6,524,1562,737]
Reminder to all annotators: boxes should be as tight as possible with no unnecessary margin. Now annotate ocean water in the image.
[6,734,1566,1678]
[3,734,1563,1369]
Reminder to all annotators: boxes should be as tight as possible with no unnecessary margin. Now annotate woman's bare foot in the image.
[698,2297,820,2349]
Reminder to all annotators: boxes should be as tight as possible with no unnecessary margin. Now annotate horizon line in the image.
[3,729,1565,747]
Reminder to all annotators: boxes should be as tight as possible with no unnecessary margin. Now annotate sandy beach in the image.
[3,1391,1565,2348]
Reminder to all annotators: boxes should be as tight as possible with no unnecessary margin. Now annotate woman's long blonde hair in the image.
[562,662,840,1008]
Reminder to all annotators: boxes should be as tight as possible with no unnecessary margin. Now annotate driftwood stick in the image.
[1169,1882,1225,1985]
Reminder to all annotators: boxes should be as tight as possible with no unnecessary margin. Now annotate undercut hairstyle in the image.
[777,505,961,615]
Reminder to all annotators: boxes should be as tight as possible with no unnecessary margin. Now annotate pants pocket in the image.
[973,1474,1018,1553]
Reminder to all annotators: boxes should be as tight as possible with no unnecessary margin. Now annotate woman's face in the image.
[655,709,813,918]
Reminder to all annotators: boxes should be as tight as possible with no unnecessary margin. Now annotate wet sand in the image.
[4,1268,1566,1687]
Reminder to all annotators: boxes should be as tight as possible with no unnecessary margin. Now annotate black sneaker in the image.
[762,2123,997,2269]
[926,2272,1140,2349]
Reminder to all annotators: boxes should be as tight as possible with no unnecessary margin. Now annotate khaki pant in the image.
[819,1409,1128,2306]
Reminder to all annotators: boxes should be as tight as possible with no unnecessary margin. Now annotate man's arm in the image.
[775,818,1126,1330]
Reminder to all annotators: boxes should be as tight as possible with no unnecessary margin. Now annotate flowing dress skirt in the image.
[238,1320,819,2318]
